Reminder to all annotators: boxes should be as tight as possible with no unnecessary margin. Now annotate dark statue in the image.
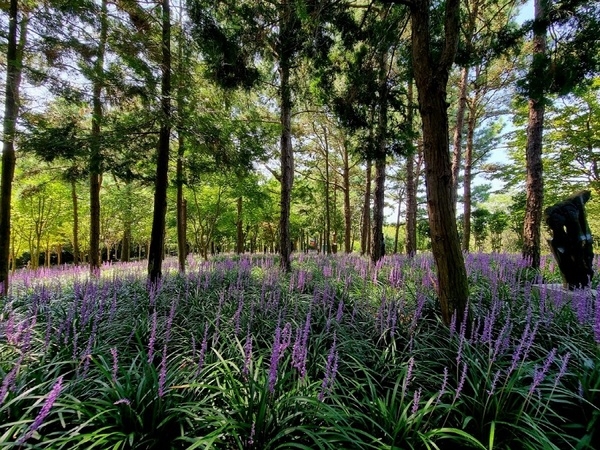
[544,190,594,290]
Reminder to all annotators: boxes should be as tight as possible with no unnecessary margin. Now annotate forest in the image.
[1,0,600,448]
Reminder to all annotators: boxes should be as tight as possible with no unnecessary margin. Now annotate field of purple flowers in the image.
[1,252,599,449]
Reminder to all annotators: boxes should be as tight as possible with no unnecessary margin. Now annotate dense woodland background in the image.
[0,0,599,317]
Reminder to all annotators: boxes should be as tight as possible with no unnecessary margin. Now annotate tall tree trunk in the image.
[122,224,131,262]
[405,81,418,256]
[410,0,469,328]
[0,1,26,295]
[148,0,171,282]
[462,105,476,251]
[371,48,390,263]
[71,178,80,265]
[522,0,547,269]
[405,153,417,255]
[342,140,352,253]
[451,66,469,210]
[371,157,386,262]
[393,188,403,253]
[278,3,294,272]
[176,133,187,271]
[236,195,244,254]
[176,19,187,273]
[89,0,108,275]
[324,129,331,254]
[361,159,372,256]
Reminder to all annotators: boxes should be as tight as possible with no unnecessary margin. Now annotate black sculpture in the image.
[544,190,594,289]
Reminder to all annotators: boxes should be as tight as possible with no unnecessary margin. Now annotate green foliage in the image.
[1,253,600,448]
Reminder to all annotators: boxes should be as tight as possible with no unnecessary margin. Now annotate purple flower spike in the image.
[411,388,422,415]
[17,376,64,445]
[454,362,468,401]
[318,333,339,401]
[110,347,119,383]
[0,358,22,405]
[268,326,282,393]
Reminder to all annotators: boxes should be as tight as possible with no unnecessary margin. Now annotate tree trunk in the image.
[0,1,26,295]
[176,133,187,271]
[148,0,171,282]
[393,187,403,254]
[70,178,80,264]
[522,0,547,269]
[89,0,108,276]
[462,105,476,251]
[342,140,352,253]
[236,195,244,254]
[451,66,469,210]
[278,6,294,272]
[410,0,469,328]
[371,157,386,262]
[122,222,131,262]
[371,48,390,264]
[324,129,331,254]
[405,80,418,256]
[361,159,372,255]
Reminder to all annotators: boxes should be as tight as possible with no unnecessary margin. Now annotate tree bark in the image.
[324,129,331,254]
[177,133,187,271]
[278,1,294,272]
[342,140,352,253]
[451,66,469,210]
[361,159,372,256]
[371,48,390,264]
[522,0,547,269]
[236,195,244,254]
[371,157,386,263]
[462,104,476,251]
[122,222,131,262]
[70,179,80,264]
[148,0,171,282]
[410,0,469,328]
[0,1,26,295]
[405,81,418,256]
[393,187,403,254]
[89,0,108,275]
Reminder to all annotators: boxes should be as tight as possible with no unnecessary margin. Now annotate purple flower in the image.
[529,348,557,394]
[268,326,282,392]
[196,326,209,376]
[292,311,311,379]
[487,369,502,396]
[243,332,253,377]
[449,311,457,338]
[110,347,119,383]
[406,357,415,387]
[0,358,22,405]
[556,352,570,384]
[437,367,449,404]
[148,308,158,364]
[454,362,468,401]
[411,388,422,415]
[318,333,339,401]
[114,398,131,406]
[158,344,168,398]
[336,300,344,323]
[17,376,64,445]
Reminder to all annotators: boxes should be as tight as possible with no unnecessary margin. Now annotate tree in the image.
[522,0,547,269]
[148,0,172,282]
[520,0,600,268]
[409,0,469,327]
[0,0,28,294]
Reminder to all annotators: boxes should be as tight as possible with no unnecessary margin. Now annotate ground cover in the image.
[0,253,599,449]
